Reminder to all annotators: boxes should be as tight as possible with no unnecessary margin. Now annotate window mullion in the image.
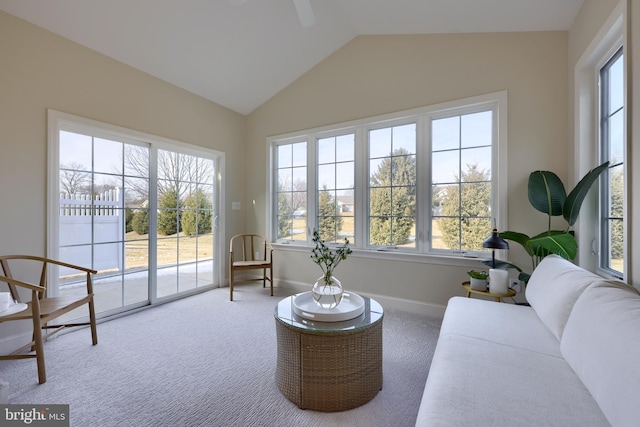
[354,127,367,249]
[307,136,317,242]
[148,147,159,304]
[417,116,430,252]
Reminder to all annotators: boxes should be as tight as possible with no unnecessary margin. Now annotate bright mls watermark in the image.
[1,405,69,426]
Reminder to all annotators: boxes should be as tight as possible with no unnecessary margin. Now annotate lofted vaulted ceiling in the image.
[0,0,584,115]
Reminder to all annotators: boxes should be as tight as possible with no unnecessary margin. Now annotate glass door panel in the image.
[58,131,149,319]
[155,149,216,300]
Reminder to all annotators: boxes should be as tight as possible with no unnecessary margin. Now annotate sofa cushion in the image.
[440,297,562,357]
[561,281,640,427]
[415,334,609,426]
[526,255,602,341]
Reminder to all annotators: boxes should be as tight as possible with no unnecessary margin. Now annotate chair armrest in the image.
[0,275,46,293]
[0,255,97,275]
[40,258,97,295]
[0,255,96,299]
[31,256,97,275]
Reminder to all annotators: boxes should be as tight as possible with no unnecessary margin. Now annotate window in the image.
[431,111,493,252]
[270,92,506,258]
[48,110,224,320]
[318,133,355,244]
[275,141,307,241]
[368,124,416,248]
[599,48,625,278]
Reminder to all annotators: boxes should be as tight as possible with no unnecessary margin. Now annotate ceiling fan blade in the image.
[293,0,315,28]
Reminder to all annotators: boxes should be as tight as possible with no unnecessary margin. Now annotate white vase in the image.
[469,277,487,291]
[312,275,344,309]
[489,269,509,294]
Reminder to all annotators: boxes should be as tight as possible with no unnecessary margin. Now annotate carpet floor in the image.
[1,285,442,427]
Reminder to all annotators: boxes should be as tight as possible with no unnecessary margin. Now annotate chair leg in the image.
[269,267,273,296]
[230,264,234,301]
[31,316,46,384]
[88,296,98,346]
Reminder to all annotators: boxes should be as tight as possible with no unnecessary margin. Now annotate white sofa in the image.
[415,255,640,427]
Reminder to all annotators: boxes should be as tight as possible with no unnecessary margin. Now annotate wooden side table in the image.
[462,281,516,302]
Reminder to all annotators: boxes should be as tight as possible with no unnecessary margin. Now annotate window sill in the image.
[272,242,492,268]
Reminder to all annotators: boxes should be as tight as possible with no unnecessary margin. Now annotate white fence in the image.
[59,188,123,276]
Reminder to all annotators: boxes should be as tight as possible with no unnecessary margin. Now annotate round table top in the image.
[462,281,516,298]
[274,292,383,333]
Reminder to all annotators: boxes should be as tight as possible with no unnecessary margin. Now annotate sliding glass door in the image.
[57,132,151,314]
[49,111,223,320]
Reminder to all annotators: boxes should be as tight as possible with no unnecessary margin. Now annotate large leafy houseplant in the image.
[486,161,609,283]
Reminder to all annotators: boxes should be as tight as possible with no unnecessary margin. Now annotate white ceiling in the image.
[0,0,584,115]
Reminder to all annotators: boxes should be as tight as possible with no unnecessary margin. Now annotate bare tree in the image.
[60,162,91,196]
[124,145,150,202]
[123,147,214,202]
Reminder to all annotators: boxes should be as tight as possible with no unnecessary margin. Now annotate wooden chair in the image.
[0,255,98,384]
[229,234,273,301]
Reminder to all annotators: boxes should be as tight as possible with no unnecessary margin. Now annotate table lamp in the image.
[482,223,509,269]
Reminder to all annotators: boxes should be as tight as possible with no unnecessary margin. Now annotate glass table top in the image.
[274,292,383,332]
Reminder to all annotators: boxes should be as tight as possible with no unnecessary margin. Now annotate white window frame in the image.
[47,110,225,311]
[574,2,626,280]
[267,91,507,262]
[598,46,625,279]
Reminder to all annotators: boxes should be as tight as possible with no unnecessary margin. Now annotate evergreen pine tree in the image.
[369,148,416,245]
[158,189,181,236]
[131,209,149,235]
[125,208,134,233]
[181,189,212,236]
[277,192,293,240]
[438,164,491,251]
[317,188,343,242]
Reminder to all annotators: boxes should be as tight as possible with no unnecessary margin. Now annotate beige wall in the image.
[569,0,620,67]
[247,32,569,311]
[0,10,248,256]
[0,11,246,344]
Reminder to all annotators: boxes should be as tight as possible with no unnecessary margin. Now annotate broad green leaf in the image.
[518,272,531,283]
[527,232,577,260]
[500,231,534,257]
[528,171,566,216]
[527,230,568,259]
[479,259,523,272]
[530,229,568,239]
[563,161,609,226]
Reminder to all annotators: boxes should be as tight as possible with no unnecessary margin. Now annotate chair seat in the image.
[233,260,271,268]
[0,295,93,322]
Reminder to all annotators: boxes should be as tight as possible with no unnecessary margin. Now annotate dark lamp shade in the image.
[482,229,509,250]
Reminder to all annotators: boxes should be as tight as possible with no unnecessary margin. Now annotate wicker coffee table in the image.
[274,293,384,412]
